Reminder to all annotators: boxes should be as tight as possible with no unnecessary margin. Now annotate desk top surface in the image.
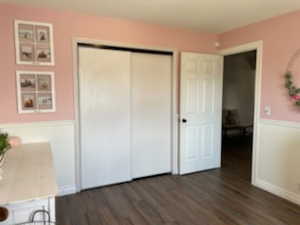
[0,143,58,205]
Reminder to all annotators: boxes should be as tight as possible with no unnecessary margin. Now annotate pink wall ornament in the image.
[8,136,22,148]
[291,95,300,100]
[285,49,300,106]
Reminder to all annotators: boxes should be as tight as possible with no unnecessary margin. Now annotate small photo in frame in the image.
[18,24,35,42]
[36,26,50,43]
[15,20,54,65]
[21,93,36,111]
[20,74,36,92]
[37,74,52,91]
[17,71,56,113]
[19,44,35,62]
[38,93,53,110]
[36,47,51,63]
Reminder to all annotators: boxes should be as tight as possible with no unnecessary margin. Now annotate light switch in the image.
[264,105,271,116]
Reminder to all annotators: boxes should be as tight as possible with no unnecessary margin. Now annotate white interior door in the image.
[131,53,172,179]
[180,52,223,175]
[79,47,131,189]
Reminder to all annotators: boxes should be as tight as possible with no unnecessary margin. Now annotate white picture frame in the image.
[16,71,56,113]
[15,20,55,66]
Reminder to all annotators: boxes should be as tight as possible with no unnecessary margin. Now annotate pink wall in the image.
[3,3,300,124]
[220,10,300,122]
[0,3,218,124]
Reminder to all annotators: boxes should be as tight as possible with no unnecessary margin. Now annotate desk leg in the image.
[48,197,55,222]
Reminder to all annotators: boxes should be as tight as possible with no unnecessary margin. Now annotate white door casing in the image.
[180,52,223,174]
[79,47,132,189]
[219,40,263,186]
[131,53,172,179]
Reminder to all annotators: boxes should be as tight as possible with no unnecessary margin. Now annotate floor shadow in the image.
[221,135,253,182]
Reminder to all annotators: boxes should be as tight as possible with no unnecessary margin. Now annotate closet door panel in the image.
[79,47,131,189]
[131,53,172,179]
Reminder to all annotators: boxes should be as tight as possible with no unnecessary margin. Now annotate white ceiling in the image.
[2,0,300,33]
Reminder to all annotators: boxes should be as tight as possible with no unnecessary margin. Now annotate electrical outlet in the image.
[264,105,271,116]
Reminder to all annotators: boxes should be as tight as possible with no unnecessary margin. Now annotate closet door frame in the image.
[72,38,179,192]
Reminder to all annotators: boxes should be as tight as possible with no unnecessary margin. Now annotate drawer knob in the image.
[0,207,9,222]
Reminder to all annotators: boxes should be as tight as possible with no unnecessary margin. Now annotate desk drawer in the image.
[0,198,55,225]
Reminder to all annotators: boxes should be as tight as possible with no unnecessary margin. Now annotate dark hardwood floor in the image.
[221,135,253,182]
[56,136,300,225]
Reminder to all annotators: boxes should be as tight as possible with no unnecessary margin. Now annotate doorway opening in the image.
[221,50,257,183]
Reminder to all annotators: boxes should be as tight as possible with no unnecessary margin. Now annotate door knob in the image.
[182,118,187,123]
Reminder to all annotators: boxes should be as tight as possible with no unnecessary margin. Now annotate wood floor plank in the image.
[56,137,300,225]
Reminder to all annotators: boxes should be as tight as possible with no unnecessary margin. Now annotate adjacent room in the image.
[222,50,256,182]
[0,1,300,225]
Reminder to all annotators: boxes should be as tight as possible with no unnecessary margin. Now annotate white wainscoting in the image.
[1,118,300,204]
[0,120,76,196]
[255,119,300,205]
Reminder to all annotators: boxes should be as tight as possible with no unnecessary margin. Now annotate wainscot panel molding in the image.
[1,118,299,202]
[255,119,300,206]
[260,119,300,128]
[0,120,76,196]
[256,178,300,205]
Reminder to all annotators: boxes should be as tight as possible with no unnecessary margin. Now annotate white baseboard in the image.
[58,185,77,196]
[256,178,300,206]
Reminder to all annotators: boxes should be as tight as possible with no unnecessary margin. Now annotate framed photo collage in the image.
[14,20,56,113]
[16,71,55,113]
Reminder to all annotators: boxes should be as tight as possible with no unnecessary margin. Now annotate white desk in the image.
[0,143,57,224]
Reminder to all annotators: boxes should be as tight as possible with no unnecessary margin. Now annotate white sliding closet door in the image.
[79,47,131,189]
[131,53,172,179]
